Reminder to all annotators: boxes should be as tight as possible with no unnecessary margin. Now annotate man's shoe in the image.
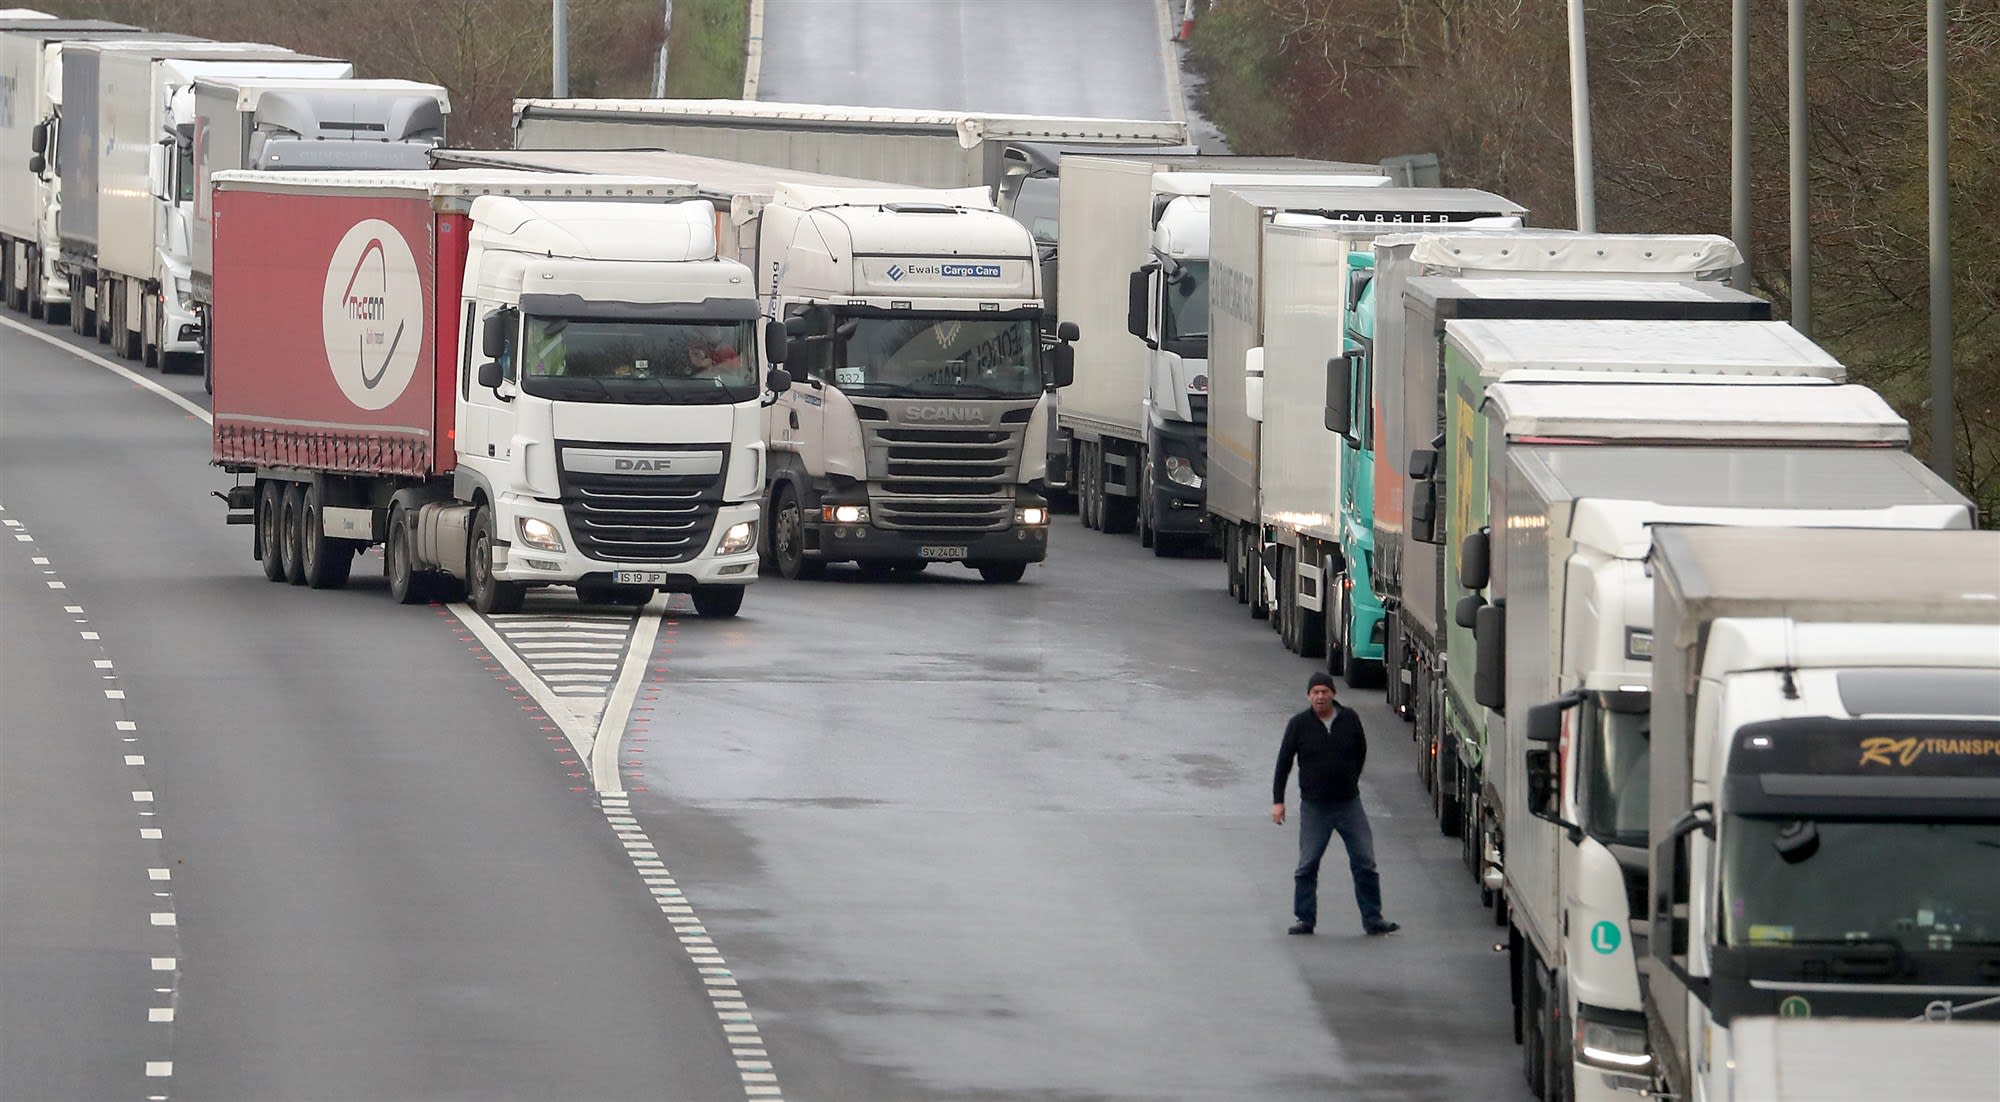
[1287,922,1315,936]
[1365,921,1401,936]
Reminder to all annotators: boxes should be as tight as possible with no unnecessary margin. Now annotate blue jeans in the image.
[1294,797,1384,930]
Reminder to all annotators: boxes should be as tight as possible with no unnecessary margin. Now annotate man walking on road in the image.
[1272,672,1399,937]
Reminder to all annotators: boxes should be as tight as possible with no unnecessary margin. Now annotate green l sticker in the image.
[1779,995,1812,1018]
[1590,920,1622,955]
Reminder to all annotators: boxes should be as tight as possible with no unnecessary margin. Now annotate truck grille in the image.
[556,443,725,564]
[860,420,1024,532]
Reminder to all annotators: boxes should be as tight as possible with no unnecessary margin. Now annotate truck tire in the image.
[385,505,428,605]
[1139,465,1156,549]
[299,483,353,590]
[279,483,308,585]
[771,487,823,581]
[690,585,745,619]
[468,506,526,614]
[256,481,287,582]
[976,562,1027,584]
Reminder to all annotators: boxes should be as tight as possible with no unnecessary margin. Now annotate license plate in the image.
[919,546,969,561]
[613,571,670,584]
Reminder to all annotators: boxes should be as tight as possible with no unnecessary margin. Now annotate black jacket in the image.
[1273,705,1368,803]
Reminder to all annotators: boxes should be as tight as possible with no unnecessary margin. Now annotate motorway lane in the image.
[758,0,1181,120]
[618,541,1534,1100]
[0,327,748,1099]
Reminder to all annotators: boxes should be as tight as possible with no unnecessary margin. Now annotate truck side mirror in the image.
[784,314,809,337]
[1653,803,1713,996]
[1409,447,1438,481]
[481,310,513,359]
[1525,690,1584,744]
[1460,528,1490,590]
[1473,600,1505,711]
[1410,479,1440,544]
[1126,266,1153,344]
[1525,748,1560,821]
[764,318,790,366]
[1049,342,1075,389]
[477,360,504,390]
[1057,320,1080,343]
[1244,347,1265,424]
[1454,594,1485,629]
[1325,353,1355,439]
[765,367,792,395]
[28,152,44,176]
[147,142,169,202]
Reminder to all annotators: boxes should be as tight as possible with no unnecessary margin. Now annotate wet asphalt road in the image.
[757,0,1182,121]
[0,314,1533,1098]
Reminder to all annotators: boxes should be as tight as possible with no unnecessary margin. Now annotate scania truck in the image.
[428,147,1063,582]
[1459,373,1973,1101]
[1200,183,1521,656]
[1643,525,2000,1100]
[55,40,342,351]
[1053,155,1388,546]
[209,170,789,618]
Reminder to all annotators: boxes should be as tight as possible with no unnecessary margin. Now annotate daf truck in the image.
[186,76,450,384]
[1643,525,2000,1100]
[429,147,1063,582]
[1201,184,1522,658]
[1460,374,1973,1102]
[1054,155,1389,546]
[209,170,789,618]
[1413,319,1850,911]
[54,40,341,351]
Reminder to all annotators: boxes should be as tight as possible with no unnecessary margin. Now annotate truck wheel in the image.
[1139,465,1156,549]
[254,481,286,582]
[468,506,525,614]
[279,483,308,585]
[300,483,352,590]
[386,506,429,605]
[690,585,744,619]
[772,487,824,581]
[977,562,1027,584]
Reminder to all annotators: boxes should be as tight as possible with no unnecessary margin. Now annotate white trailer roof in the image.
[208,77,451,113]
[513,98,1188,147]
[1446,319,1842,376]
[430,148,897,193]
[1413,277,1758,304]
[1408,232,1740,277]
[768,183,993,211]
[1651,526,2000,629]
[1488,378,1902,443]
[212,169,698,200]
[1151,171,1388,197]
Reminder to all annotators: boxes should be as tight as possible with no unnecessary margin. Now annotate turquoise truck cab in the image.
[1334,251,1385,683]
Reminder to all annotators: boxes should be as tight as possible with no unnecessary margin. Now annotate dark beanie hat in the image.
[1307,671,1336,692]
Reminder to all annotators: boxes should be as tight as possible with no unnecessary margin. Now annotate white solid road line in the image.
[0,314,211,424]
[590,593,668,797]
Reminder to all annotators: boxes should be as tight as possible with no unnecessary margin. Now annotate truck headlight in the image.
[821,504,869,524]
[1576,1012,1651,1071]
[1016,506,1049,526]
[1164,454,1203,489]
[517,516,564,552]
[717,521,757,555]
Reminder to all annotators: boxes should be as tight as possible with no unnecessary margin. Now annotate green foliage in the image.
[1184,2,1293,154]
[664,0,747,99]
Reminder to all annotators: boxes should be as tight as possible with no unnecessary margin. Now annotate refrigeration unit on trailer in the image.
[1200,184,1523,666]
[1414,319,1849,910]
[55,39,344,357]
[209,169,791,618]
[187,76,450,383]
[427,147,1057,583]
[1458,376,1972,1102]
[1644,525,2000,1101]
[1053,155,1389,541]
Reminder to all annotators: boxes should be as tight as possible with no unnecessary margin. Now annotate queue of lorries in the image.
[4,11,1996,1100]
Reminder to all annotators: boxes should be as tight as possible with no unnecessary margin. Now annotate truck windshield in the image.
[519,317,757,405]
[834,314,1042,399]
[1010,177,1059,246]
[1161,260,1208,345]
[1579,703,1651,848]
[1720,818,2000,951]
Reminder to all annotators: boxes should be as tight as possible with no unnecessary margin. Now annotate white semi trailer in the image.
[1461,374,1973,1101]
[1643,525,2000,1099]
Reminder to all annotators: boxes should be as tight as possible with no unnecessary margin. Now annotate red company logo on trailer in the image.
[321,218,424,411]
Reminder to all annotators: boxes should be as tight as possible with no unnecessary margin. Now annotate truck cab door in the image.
[773,303,829,474]
[458,301,514,477]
